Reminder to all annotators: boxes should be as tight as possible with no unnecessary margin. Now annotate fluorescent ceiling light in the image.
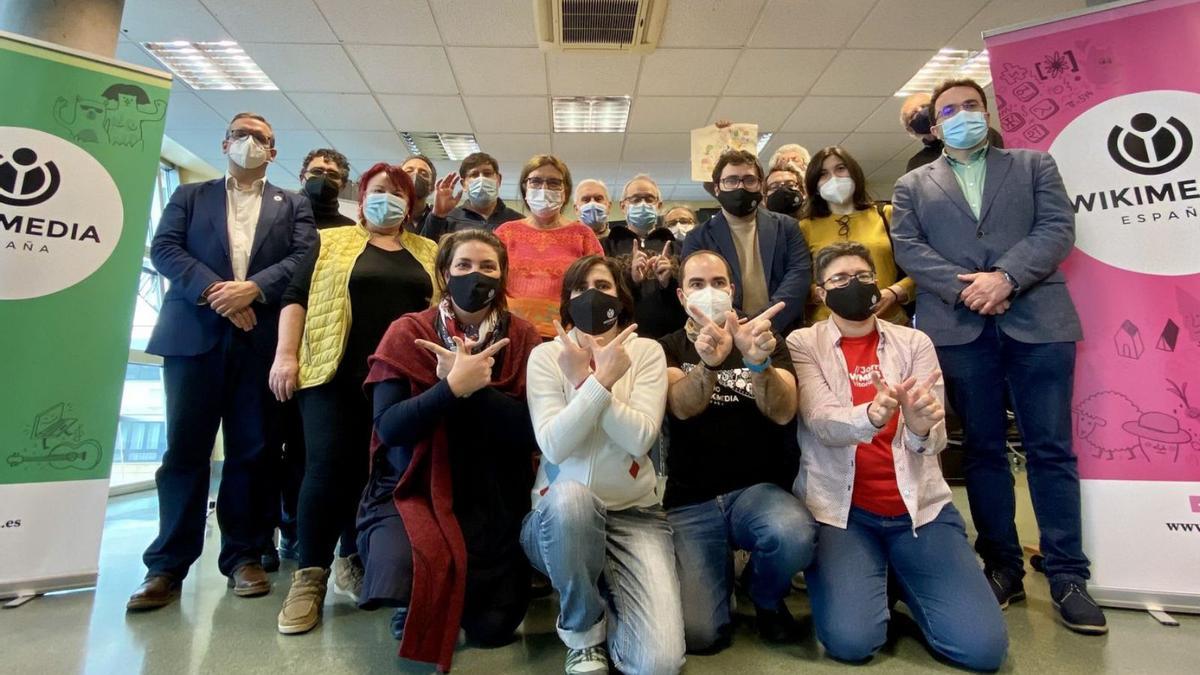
[402,132,480,161]
[895,48,991,97]
[553,96,631,133]
[757,133,773,154]
[438,133,481,161]
[143,41,277,91]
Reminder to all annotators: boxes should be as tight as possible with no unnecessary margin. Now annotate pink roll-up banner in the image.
[984,0,1200,612]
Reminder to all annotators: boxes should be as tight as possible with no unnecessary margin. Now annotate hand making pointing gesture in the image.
[867,370,944,437]
[415,336,511,397]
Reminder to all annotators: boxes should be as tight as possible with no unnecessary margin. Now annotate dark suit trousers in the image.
[935,318,1090,584]
[143,327,278,579]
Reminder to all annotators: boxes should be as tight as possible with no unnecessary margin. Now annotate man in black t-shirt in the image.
[659,250,817,653]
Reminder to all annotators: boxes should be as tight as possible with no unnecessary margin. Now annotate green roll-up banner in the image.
[0,31,171,598]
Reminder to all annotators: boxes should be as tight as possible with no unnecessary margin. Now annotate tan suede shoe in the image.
[277,567,330,635]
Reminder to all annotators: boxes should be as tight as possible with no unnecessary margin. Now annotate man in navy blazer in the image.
[682,150,812,334]
[128,113,316,611]
[891,79,1105,635]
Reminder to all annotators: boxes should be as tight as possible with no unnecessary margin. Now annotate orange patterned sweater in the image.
[495,219,604,337]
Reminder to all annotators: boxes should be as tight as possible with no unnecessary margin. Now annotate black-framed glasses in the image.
[822,271,876,288]
[226,127,273,147]
[526,177,564,190]
[936,99,984,121]
[836,215,851,238]
[765,179,800,195]
[305,167,343,182]
[718,175,761,190]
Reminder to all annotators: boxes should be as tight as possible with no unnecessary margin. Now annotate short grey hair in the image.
[768,144,810,172]
[574,178,609,202]
[621,173,661,201]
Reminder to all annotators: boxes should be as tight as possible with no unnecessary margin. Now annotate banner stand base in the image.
[4,593,41,609]
[1090,586,1200,616]
[0,572,98,607]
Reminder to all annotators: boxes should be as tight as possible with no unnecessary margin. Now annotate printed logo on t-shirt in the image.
[680,362,754,405]
[848,364,882,390]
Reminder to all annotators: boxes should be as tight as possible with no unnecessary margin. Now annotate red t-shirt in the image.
[839,331,907,517]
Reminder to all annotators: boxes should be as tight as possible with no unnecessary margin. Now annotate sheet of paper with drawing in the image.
[690,122,758,181]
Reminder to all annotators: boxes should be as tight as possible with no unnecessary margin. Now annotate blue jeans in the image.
[808,505,1008,671]
[936,320,1089,584]
[667,483,816,651]
[520,481,685,675]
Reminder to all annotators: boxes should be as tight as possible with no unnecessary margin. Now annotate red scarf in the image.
[364,306,539,671]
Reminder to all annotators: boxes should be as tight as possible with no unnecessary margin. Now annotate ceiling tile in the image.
[781,96,887,133]
[808,50,935,97]
[619,133,690,163]
[552,134,625,162]
[272,129,333,162]
[565,162,621,189]
[377,95,472,131]
[165,129,226,161]
[854,96,910,133]
[315,0,442,45]
[463,97,549,133]
[749,0,875,49]
[760,132,847,161]
[163,90,228,131]
[671,184,717,201]
[839,132,917,162]
[617,162,692,187]
[868,157,914,181]
[266,163,298,187]
[867,181,897,201]
[447,47,547,96]
[708,97,801,131]
[658,0,766,48]
[346,45,458,95]
[547,53,641,96]
[289,93,392,131]
[848,0,989,50]
[475,133,552,162]
[119,0,231,42]
[627,96,716,133]
[722,49,837,96]
[948,0,1087,50]
[115,40,170,73]
[199,91,312,129]
[201,0,337,43]
[241,43,368,93]
[429,0,538,47]
[323,130,409,160]
[637,49,739,96]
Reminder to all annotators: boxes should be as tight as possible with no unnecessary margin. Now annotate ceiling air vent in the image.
[535,0,668,53]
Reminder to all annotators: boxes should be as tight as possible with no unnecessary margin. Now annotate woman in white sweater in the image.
[522,255,684,675]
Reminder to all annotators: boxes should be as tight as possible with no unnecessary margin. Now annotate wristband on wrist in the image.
[743,357,769,373]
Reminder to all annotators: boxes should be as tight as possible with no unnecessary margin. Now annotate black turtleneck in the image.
[311,197,355,230]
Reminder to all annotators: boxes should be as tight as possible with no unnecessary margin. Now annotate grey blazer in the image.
[890,147,1083,347]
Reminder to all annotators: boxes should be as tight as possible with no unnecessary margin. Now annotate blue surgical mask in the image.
[578,201,608,227]
[467,176,498,206]
[362,192,407,229]
[625,202,658,231]
[939,110,989,150]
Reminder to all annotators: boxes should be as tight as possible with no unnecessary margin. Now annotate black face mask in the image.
[766,188,803,215]
[824,278,880,322]
[412,175,432,200]
[908,107,933,135]
[716,188,760,217]
[568,288,622,335]
[447,271,501,313]
[303,176,339,203]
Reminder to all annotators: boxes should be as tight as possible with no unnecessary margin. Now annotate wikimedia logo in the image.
[1107,112,1192,176]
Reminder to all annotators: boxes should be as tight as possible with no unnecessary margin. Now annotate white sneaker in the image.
[331,554,364,603]
[564,645,610,674]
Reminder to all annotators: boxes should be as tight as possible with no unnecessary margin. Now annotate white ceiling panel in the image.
[637,49,740,96]
[671,184,716,200]
[322,130,409,159]
[868,157,914,182]
[849,1,989,50]
[315,0,442,45]
[266,163,299,187]
[273,129,332,162]
[722,49,837,96]
[708,97,801,131]
[567,163,622,189]
[808,50,934,97]
[475,133,552,162]
[201,0,337,43]
[289,93,392,131]
[617,162,692,186]
[166,129,226,159]
[854,96,909,133]
[199,91,313,129]
[447,48,547,96]
[552,134,625,162]
[748,0,875,49]
[164,90,228,131]
[119,0,231,42]
[346,45,459,95]
[619,133,690,163]
[626,96,715,133]
[781,96,886,133]
[547,53,642,96]
[377,95,472,131]
[947,0,1087,50]
[658,0,766,48]
[463,97,549,133]
[839,132,917,162]
[115,39,169,72]
[241,43,368,93]
[428,0,539,47]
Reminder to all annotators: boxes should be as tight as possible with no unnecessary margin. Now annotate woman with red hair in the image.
[268,162,438,635]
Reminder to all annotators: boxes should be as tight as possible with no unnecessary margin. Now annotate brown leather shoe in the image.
[228,562,271,597]
[126,575,180,611]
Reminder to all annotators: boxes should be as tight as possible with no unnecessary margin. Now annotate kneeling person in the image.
[787,241,1007,670]
[662,251,817,652]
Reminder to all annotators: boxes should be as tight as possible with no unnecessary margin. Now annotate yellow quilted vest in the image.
[297,224,438,388]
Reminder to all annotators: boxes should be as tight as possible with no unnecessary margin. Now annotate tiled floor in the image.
[2,477,1196,675]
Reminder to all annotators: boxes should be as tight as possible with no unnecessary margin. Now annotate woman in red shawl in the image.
[356,229,541,672]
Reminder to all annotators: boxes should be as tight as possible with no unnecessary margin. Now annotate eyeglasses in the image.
[665,217,695,227]
[822,271,876,288]
[305,167,343,182]
[623,192,659,205]
[765,179,800,194]
[526,177,564,190]
[936,99,984,121]
[718,175,761,190]
[226,127,273,147]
